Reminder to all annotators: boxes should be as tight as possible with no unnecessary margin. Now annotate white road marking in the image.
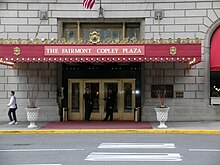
[0,148,84,152]
[17,164,62,165]
[85,152,182,161]
[98,143,175,149]
[189,149,220,152]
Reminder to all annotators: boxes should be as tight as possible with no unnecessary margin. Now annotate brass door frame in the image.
[68,79,84,120]
[121,79,136,120]
[68,78,136,121]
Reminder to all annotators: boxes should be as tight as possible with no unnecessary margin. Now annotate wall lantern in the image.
[40,10,48,20]
[155,10,163,20]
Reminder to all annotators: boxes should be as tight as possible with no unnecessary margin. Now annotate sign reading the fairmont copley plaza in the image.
[44,45,145,56]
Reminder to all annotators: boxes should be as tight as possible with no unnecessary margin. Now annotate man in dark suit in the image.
[103,88,115,121]
[83,87,93,121]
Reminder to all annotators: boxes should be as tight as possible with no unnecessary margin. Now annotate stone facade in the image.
[0,0,220,121]
[0,63,59,121]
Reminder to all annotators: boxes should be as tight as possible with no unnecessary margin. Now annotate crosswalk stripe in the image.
[98,143,175,149]
[85,152,182,161]
[189,149,220,152]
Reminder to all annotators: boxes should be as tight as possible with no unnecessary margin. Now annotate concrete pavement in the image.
[0,121,220,134]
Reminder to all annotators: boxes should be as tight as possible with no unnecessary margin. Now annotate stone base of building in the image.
[0,105,60,122]
[142,99,220,121]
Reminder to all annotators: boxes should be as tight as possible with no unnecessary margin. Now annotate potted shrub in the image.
[154,86,170,128]
[25,84,40,128]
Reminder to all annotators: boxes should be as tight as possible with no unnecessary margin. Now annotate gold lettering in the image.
[61,48,91,54]
[123,48,142,54]
[97,48,119,54]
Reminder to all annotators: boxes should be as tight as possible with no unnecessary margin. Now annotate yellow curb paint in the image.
[0,129,220,134]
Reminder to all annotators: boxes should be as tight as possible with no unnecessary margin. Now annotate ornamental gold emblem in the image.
[89,31,100,44]
[169,46,177,56]
[13,47,21,56]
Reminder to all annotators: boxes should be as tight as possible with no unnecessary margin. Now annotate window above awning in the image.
[210,27,220,71]
[0,38,201,65]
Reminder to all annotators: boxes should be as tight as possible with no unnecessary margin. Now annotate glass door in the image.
[103,81,119,120]
[68,79,136,121]
[85,80,120,120]
[84,80,102,120]
[122,80,136,120]
[68,79,84,120]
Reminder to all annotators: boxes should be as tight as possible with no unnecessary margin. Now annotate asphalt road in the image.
[0,133,220,165]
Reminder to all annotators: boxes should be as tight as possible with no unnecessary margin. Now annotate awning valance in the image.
[211,27,220,71]
[0,43,201,64]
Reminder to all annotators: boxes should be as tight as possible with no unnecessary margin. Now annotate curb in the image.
[1,129,220,134]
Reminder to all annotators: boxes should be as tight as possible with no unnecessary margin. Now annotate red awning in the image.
[0,43,201,64]
[211,27,220,71]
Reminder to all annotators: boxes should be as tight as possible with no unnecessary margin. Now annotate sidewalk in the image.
[0,121,220,134]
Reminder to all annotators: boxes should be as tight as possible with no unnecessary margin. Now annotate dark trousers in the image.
[85,106,92,121]
[104,107,113,121]
[8,108,17,122]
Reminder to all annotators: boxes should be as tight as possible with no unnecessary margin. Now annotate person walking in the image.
[103,88,115,121]
[7,91,18,125]
[83,87,93,122]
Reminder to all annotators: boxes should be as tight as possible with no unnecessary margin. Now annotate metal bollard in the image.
[63,108,68,122]
[134,107,140,122]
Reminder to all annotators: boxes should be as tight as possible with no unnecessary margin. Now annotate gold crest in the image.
[89,31,100,44]
[169,46,177,56]
[13,47,21,56]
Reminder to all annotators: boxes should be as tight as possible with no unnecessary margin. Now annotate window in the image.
[62,22,140,41]
[126,23,140,39]
[71,83,80,112]
[80,23,122,41]
[210,71,220,97]
[124,83,132,112]
[63,23,77,40]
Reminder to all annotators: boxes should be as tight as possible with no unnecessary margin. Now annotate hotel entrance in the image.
[68,79,136,121]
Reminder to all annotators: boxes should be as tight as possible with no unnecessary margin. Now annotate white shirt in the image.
[8,96,16,109]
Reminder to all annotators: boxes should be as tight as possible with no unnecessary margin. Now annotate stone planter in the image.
[154,107,170,129]
[25,107,40,128]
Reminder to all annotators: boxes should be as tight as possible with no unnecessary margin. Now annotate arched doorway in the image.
[210,27,220,71]
[210,27,220,103]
